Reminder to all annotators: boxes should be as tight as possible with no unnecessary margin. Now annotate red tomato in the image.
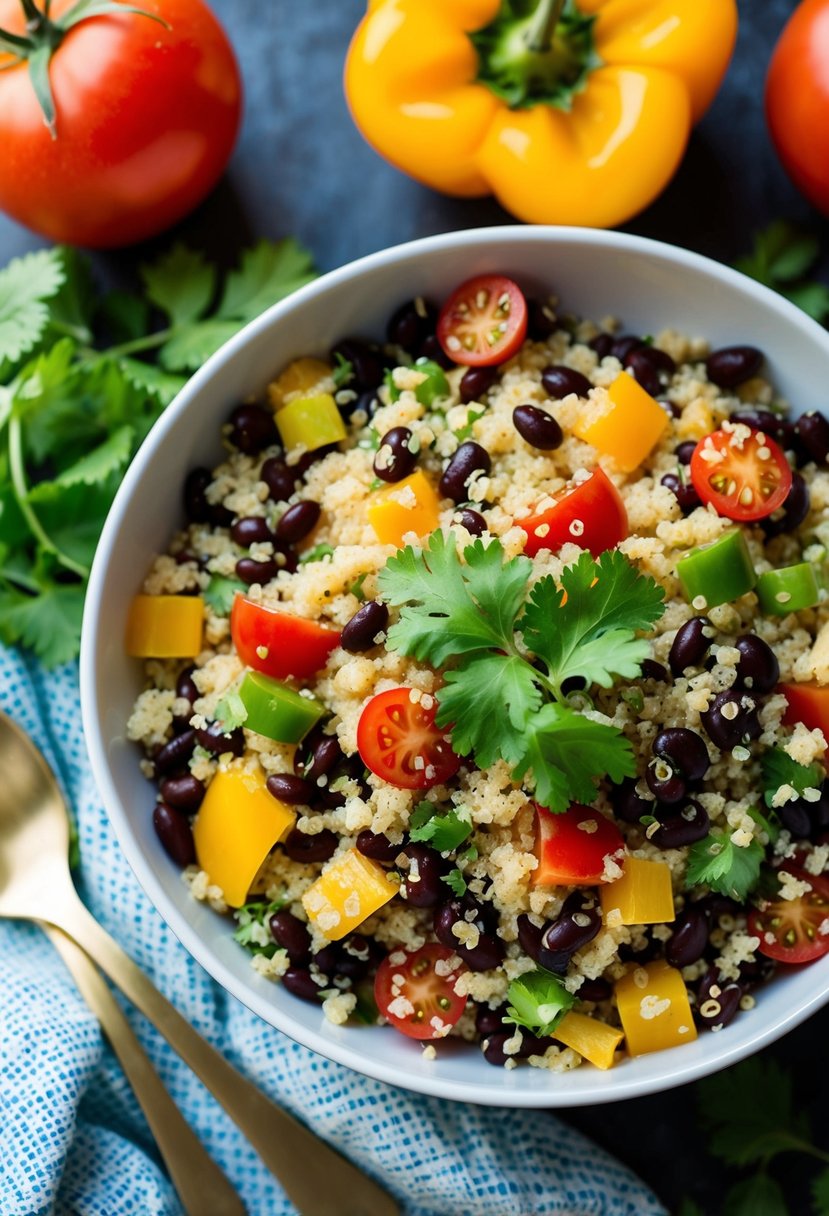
[766,0,829,216]
[689,427,792,522]
[230,597,340,682]
[0,0,241,247]
[357,687,461,790]
[780,682,829,737]
[533,803,626,887]
[748,867,829,964]
[374,944,468,1040]
[520,467,628,559]
[437,275,527,367]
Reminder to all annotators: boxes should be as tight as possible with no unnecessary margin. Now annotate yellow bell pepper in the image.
[554,1010,623,1070]
[193,767,297,908]
[268,357,333,411]
[302,848,399,941]
[345,0,737,228]
[573,373,668,472]
[125,595,204,659]
[275,392,348,453]
[367,469,442,547]
[599,856,675,926]
[615,959,697,1056]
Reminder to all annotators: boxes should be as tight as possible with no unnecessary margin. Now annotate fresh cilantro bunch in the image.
[378,531,665,812]
[734,220,829,323]
[0,239,316,666]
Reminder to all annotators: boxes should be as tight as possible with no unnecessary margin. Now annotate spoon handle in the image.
[44,925,247,1216]
[51,898,399,1216]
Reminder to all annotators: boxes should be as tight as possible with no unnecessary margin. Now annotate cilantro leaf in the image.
[442,869,467,897]
[215,689,248,732]
[698,1058,809,1167]
[141,245,216,327]
[233,898,287,957]
[158,319,243,373]
[722,1176,788,1216]
[437,653,541,770]
[216,238,317,323]
[0,248,65,366]
[505,969,575,1036]
[350,572,368,602]
[204,575,246,616]
[735,222,829,323]
[761,747,824,809]
[118,358,187,407]
[0,578,85,667]
[53,424,134,488]
[299,543,334,565]
[332,353,353,388]
[408,802,473,851]
[453,407,485,442]
[686,827,765,901]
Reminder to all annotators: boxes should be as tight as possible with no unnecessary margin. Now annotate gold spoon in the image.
[0,711,398,1216]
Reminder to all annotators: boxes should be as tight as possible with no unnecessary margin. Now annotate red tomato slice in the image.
[437,275,528,367]
[520,467,628,558]
[230,597,340,681]
[375,944,468,1040]
[357,687,461,790]
[534,803,626,886]
[690,426,792,522]
[748,867,829,964]
[780,682,829,737]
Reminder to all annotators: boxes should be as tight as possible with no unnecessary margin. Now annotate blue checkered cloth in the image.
[0,646,666,1216]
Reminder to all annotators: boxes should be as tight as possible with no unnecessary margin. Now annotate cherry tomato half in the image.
[374,943,468,1040]
[748,867,829,964]
[230,597,340,682]
[437,275,527,367]
[520,467,628,559]
[357,687,461,790]
[690,427,792,522]
[533,803,626,887]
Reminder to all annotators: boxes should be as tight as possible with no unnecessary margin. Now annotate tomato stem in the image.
[525,0,566,52]
[19,0,47,32]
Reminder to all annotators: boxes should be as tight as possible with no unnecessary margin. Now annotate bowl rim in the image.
[80,224,829,1106]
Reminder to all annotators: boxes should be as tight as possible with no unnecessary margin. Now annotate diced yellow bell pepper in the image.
[574,372,668,473]
[268,357,332,411]
[615,960,697,1057]
[125,595,204,658]
[275,392,347,453]
[599,857,675,927]
[367,469,442,547]
[302,848,398,941]
[554,1011,623,1071]
[193,768,296,908]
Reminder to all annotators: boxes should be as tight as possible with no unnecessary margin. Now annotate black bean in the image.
[731,408,793,448]
[269,910,311,963]
[669,616,715,676]
[778,799,813,838]
[517,913,544,961]
[374,426,418,483]
[475,1003,508,1037]
[541,365,592,399]
[282,967,325,1003]
[665,907,710,968]
[330,338,384,390]
[456,508,487,536]
[402,843,445,908]
[482,1032,512,1066]
[261,457,299,503]
[283,827,338,864]
[760,471,810,538]
[434,897,504,970]
[653,727,710,782]
[340,388,380,422]
[276,501,321,544]
[695,967,742,1030]
[650,798,710,848]
[658,400,682,420]
[231,516,273,547]
[705,345,763,389]
[316,934,376,981]
[810,789,829,838]
[738,955,775,989]
[176,667,199,704]
[526,297,558,341]
[195,721,245,757]
[235,556,280,585]
[356,830,402,865]
[439,441,491,503]
[795,410,829,465]
[641,659,668,682]
[610,777,654,824]
[701,689,762,751]
[577,978,612,1002]
[618,932,662,964]
[419,333,454,370]
[183,468,213,524]
[512,404,563,451]
[610,335,644,362]
[386,298,438,351]
[158,774,205,812]
[297,734,342,783]
[266,773,314,805]
[661,472,702,515]
[541,891,601,956]
[696,893,742,923]
[626,348,671,397]
[459,365,498,404]
[676,441,697,465]
[153,802,196,867]
[460,932,506,972]
[153,729,196,776]
[734,634,780,693]
[589,333,613,359]
[645,762,687,805]
[228,404,278,454]
[342,600,389,652]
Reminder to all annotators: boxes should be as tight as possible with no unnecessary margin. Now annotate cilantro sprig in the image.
[761,747,824,809]
[408,801,473,852]
[379,533,665,811]
[233,898,288,958]
[685,825,765,902]
[505,970,575,1037]
[734,221,829,323]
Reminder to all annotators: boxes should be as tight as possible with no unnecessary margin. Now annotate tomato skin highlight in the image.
[374,944,468,1040]
[521,467,628,558]
[230,597,340,682]
[437,275,527,367]
[689,428,792,522]
[357,687,462,791]
[781,682,829,736]
[748,867,829,964]
[534,803,626,887]
[0,0,241,247]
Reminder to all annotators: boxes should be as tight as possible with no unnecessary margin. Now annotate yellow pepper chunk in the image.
[268,357,332,411]
[193,768,296,908]
[275,392,347,453]
[125,595,204,658]
[615,960,697,1057]
[599,856,675,926]
[574,372,668,473]
[367,469,442,547]
[554,1011,623,1071]
[302,849,398,941]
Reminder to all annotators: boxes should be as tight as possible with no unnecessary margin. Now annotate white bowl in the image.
[81,226,829,1106]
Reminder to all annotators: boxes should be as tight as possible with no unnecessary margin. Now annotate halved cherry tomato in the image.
[437,275,527,367]
[520,467,628,559]
[534,803,626,887]
[357,687,461,790]
[374,943,468,1040]
[748,867,829,964]
[230,597,340,681]
[690,427,792,522]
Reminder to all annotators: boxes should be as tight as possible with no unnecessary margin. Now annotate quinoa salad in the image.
[126,272,829,1074]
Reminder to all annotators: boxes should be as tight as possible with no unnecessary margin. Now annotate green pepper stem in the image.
[525,0,567,53]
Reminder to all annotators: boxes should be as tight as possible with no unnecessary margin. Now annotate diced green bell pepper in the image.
[238,670,324,743]
[757,563,822,616]
[677,529,756,609]
[385,358,449,406]
[275,392,347,453]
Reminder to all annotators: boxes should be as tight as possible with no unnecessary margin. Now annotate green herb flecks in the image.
[204,575,246,617]
[505,969,575,1037]
[233,898,288,958]
[408,801,473,852]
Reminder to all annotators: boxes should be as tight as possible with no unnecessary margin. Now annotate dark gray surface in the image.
[2,2,828,1212]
